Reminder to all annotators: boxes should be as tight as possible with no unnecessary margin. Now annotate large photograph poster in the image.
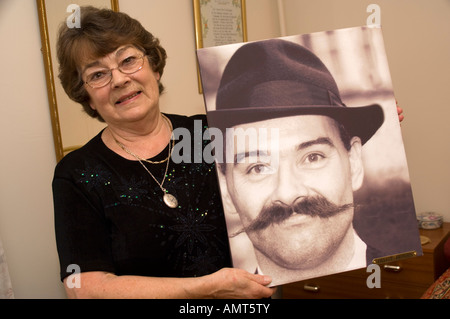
[196,26,422,287]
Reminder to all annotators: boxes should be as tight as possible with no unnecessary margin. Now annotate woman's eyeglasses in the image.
[84,54,146,88]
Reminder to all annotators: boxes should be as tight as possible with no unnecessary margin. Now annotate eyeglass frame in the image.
[83,54,147,89]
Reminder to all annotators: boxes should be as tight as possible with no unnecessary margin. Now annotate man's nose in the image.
[270,163,307,206]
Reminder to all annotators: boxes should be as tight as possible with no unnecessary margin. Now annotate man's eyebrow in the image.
[234,150,270,164]
[297,137,334,150]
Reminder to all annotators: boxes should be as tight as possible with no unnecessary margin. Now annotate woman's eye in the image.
[89,71,107,81]
[121,56,137,66]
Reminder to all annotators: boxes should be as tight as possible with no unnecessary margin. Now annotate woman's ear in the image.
[87,95,96,111]
[348,136,364,191]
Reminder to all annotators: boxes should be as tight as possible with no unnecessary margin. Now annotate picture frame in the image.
[36,0,119,162]
[193,0,248,93]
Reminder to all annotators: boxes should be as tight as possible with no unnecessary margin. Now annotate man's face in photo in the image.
[223,114,364,270]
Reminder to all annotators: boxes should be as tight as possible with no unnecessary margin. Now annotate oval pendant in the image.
[163,193,178,208]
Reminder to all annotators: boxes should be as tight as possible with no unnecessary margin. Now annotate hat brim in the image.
[206,104,384,145]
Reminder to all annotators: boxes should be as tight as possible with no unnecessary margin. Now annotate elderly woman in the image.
[52,6,275,299]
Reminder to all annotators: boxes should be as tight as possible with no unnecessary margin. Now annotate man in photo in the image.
[206,38,390,285]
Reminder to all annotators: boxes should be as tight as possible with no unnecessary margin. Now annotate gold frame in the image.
[36,0,119,162]
[193,0,248,93]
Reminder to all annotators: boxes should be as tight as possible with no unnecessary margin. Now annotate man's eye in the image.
[247,164,274,175]
[304,153,325,164]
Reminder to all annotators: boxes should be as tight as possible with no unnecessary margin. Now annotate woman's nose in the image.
[111,68,131,87]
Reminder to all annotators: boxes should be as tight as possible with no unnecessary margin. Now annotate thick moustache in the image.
[231,196,354,237]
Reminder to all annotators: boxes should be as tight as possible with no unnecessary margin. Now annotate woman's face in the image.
[81,45,161,127]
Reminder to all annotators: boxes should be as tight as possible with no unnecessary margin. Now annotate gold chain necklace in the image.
[112,114,178,208]
[115,115,175,164]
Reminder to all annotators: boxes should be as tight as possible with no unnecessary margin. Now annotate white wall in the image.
[0,0,65,298]
[0,0,448,298]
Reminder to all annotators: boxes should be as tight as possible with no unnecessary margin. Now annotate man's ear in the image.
[217,164,237,215]
[348,136,364,191]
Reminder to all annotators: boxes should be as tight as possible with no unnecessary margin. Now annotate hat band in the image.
[217,80,345,111]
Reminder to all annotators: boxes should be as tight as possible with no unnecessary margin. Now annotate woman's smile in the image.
[115,90,142,105]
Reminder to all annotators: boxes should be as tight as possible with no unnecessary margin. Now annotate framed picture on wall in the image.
[193,0,248,93]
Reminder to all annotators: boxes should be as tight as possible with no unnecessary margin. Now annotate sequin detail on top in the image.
[76,165,112,191]
[116,177,149,204]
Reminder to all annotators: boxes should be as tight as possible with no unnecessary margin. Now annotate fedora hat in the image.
[206,38,384,145]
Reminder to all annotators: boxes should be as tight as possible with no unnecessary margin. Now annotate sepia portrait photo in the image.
[196,26,422,287]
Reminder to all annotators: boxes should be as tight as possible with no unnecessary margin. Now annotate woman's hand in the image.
[201,268,276,299]
[64,268,276,299]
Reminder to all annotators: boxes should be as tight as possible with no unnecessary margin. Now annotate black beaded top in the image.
[53,114,232,281]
